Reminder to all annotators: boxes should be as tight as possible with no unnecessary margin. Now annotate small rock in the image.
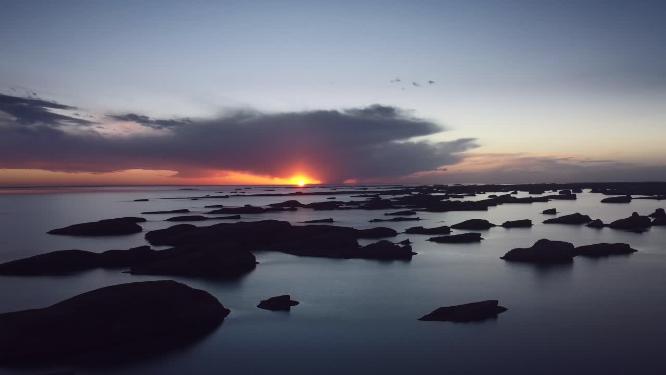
[258,295,299,311]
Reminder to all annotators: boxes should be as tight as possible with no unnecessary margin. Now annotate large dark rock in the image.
[575,243,637,257]
[428,233,483,243]
[145,220,401,260]
[130,244,257,277]
[142,209,190,214]
[543,213,592,225]
[405,225,451,235]
[257,295,299,311]
[601,195,632,203]
[450,219,496,230]
[0,281,228,364]
[501,219,532,228]
[0,246,154,275]
[418,300,507,322]
[542,208,557,215]
[501,239,575,264]
[653,216,666,226]
[48,217,146,236]
[608,212,652,232]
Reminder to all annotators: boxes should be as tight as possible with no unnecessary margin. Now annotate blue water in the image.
[0,186,664,375]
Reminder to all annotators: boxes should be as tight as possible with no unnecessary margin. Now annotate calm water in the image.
[0,186,665,375]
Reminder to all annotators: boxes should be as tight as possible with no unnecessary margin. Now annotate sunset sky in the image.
[1,0,665,185]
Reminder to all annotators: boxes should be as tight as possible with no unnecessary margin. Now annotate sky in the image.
[0,0,665,185]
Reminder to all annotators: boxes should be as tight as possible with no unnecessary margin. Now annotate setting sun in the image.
[287,174,319,187]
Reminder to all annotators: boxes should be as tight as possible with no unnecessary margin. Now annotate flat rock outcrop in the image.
[48,217,146,236]
[418,300,507,322]
[601,195,632,203]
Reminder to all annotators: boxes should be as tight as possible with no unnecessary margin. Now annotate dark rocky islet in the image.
[0,280,229,365]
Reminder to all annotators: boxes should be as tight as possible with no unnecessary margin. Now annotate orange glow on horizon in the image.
[286,174,320,187]
[0,168,323,187]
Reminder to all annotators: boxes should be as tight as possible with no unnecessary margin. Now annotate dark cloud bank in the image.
[0,93,476,182]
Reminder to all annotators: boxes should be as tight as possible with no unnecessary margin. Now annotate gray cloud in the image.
[0,93,93,126]
[0,94,477,182]
[406,154,666,184]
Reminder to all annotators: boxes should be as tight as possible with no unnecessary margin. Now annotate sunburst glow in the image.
[287,174,319,187]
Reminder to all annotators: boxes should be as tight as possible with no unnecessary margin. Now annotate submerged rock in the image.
[405,225,451,235]
[369,217,421,222]
[501,239,575,264]
[501,219,532,228]
[418,300,507,322]
[257,295,300,311]
[428,233,483,243]
[543,213,592,225]
[450,219,496,230]
[608,212,652,232]
[48,217,146,236]
[0,280,228,364]
[385,210,417,216]
[601,195,632,203]
[542,208,557,215]
[301,218,334,223]
[575,243,637,257]
[142,209,190,214]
